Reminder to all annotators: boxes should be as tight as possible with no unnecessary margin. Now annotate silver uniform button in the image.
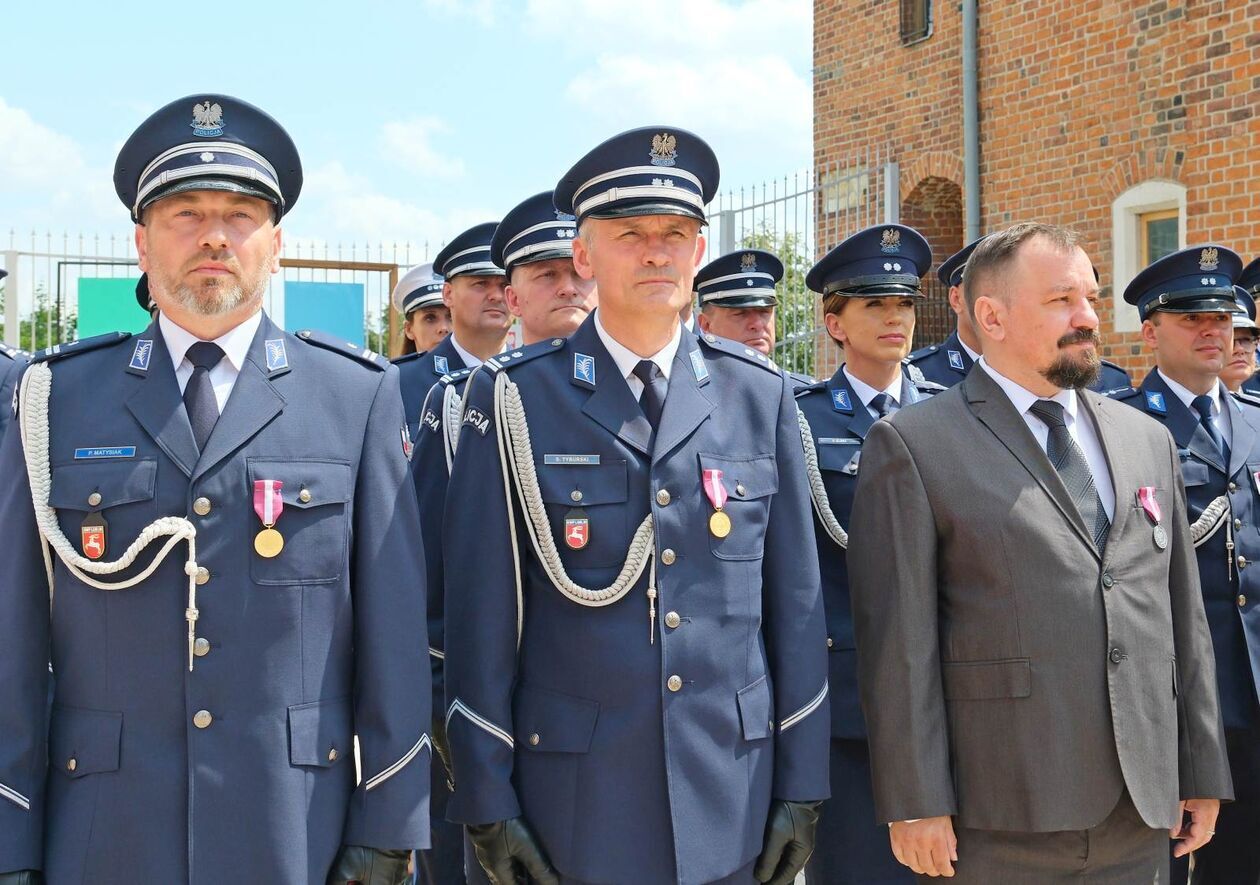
[1236,518,1243,531]
[735,483,747,497]
[194,637,211,657]
[826,637,834,648]
[661,549,676,565]
[298,488,312,504]
[1230,482,1239,492]
[66,757,77,772]
[667,675,683,692]
[1239,595,1248,607]
[664,611,681,629]
[529,733,540,746]
[1239,555,1249,570]
[193,497,212,516]
[87,491,102,507]
[656,489,671,506]
[195,567,211,585]
[327,748,339,762]
[193,710,213,729]
[571,489,584,503]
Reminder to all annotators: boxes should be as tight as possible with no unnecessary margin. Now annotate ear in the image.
[823,309,848,347]
[442,281,455,309]
[973,295,1005,342]
[693,232,707,268]
[504,283,523,319]
[271,225,282,273]
[696,311,712,334]
[572,234,595,281]
[1140,318,1158,352]
[947,284,966,317]
[135,224,149,272]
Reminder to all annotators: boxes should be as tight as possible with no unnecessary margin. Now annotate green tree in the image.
[0,283,76,352]
[738,226,815,377]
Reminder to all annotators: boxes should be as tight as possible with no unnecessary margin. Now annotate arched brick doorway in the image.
[901,176,963,348]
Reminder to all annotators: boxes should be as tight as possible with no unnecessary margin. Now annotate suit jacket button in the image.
[667,674,683,692]
[656,489,671,506]
[664,611,681,629]
[1109,648,1123,664]
[193,710,213,728]
[193,497,212,516]
[1101,572,1114,589]
[661,549,676,565]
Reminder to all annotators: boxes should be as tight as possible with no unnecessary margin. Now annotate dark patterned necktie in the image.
[1192,394,1230,465]
[869,392,894,418]
[1028,399,1110,551]
[632,359,667,429]
[184,342,225,452]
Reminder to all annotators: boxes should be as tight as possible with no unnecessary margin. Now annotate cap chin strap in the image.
[19,364,204,671]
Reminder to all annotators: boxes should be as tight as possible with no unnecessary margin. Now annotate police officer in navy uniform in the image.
[1109,245,1260,884]
[794,224,939,885]
[1222,287,1259,395]
[908,237,1131,393]
[1239,257,1260,394]
[0,268,28,446]
[0,95,430,885]
[411,193,593,885]
[392,264,451,443]
[442,127,830,885]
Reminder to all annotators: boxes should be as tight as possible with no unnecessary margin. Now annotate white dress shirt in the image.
[594,309,682,400]
[449,335,484,371]
[1157,369,1233,449]
[159,310,262,414]
[843,366,903,418]
[960,337,981,364]
[978,357,1116,519]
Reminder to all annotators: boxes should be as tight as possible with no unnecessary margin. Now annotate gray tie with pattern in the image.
[1028,399,1110,551]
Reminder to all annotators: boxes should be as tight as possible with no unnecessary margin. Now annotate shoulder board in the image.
[482,337,566,374]
[906,343,940,362]
[1100,358,1127,371]
[1,343,28,361]
[295,330,388,370]
[793,379,829,399]
[1098,385,1133,397]
[913,379,947,394]
[1106,386,1142,401]
[1231,389,1260,409]
[32,331,131,364]
[390,351,424,365]
[436,367,474,388]
[697,332,780,374]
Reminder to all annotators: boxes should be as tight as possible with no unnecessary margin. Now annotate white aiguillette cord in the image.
[19,363,204,671]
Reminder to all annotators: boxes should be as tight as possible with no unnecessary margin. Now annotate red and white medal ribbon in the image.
[254,480,284,527]
[1137,486,1161,525]
[702,469,728,511]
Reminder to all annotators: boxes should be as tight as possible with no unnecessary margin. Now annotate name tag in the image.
[74,446,137,459]
[817,438,860,446]
[544,454,601,466]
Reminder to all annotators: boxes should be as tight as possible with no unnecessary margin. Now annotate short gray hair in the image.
[963,222,1082,315]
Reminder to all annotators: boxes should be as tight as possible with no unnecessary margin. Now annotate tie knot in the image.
[632,359,662,385]
[1192,394,1215,421]
[186,341,225,371]
[869,393,894,417]
[1029,398,1067,429]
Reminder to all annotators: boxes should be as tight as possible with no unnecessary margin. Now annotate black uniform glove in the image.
[0,873,42,885]
[466,816,560,885]
[432,713,454,790]
[753,799,822,885]
[325,845,411,885]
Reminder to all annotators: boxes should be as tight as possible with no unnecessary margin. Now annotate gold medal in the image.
[709,509,732,538]
[254,527,285,558]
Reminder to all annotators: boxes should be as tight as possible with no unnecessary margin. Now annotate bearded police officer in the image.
[0,95,431,885]
[442,127,830,885]
[0,268,27,446]
[1110,246,1260,884]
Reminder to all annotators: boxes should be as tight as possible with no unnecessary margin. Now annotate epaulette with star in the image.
[912,378,946,395]
[32,331,132,364]
[295,329,388,370]
[905,343,939,363]
[1106,386,1143,401]
[697,332,780,374]
[390,350,425,365]
[793,379,829,399]
[482,337,566,374]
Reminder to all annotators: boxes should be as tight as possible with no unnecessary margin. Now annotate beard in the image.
[151,249,273,316]
[1041,328,1102,389]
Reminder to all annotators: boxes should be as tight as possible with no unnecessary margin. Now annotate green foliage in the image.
[0,283,76,352]
[739,226,815,378]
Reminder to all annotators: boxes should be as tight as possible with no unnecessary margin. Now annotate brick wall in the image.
[814,0,1260,378]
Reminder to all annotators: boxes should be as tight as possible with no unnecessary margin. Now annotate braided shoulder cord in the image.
[796,407,848,549]
[442,383,462,474]
[1190,495,1229,548]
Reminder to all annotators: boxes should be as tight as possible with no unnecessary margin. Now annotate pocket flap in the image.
[698,454,778,500]
[248,459,353,509]
[537,461,628,507]
[513,684,600,754]
[288,697,353,767]
[49,460,157,512]
[816,444,861,475]
[1179,459,1210,487]
[50,705,122,778]
[736,675,773,741]
[941,658,1032,701]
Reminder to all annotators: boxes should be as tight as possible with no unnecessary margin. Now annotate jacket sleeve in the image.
[0,379,51,872]
[441,368,525,825]
[1164,431,1233,801]
[762,373,830,801]
[847,418,957,822]
[410,381,450,713]
[342,366,433,849]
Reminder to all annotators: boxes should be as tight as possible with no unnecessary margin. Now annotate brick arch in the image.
[1099,148,1185,202]
[899,151,964,200]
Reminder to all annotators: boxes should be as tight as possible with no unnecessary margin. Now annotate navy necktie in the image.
[1029,399,1110,551]
[1192,394,1230,466]
[632,359,667,430]
[184,342,225,452]
[869,393,894,418]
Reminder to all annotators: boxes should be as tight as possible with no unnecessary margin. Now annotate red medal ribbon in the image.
[254,480,284,527]
[1137,486,1161,525]
[702,468,728,511]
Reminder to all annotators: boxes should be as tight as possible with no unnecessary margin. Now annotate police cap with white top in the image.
[805,223,932,298]
[553,126,719,225]
[1123,245,1242,321]
[1239,256,1260,297]
[433,222,504,280]
[114,94,302,223]
[1232,285,1257,331]
[490,191,577,274]
[392,263,445,317]
[695,249,783,309]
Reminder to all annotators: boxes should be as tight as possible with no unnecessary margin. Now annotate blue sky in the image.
[1,0,810,254]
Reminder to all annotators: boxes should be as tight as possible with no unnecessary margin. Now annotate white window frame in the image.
[1112,180,1187,332]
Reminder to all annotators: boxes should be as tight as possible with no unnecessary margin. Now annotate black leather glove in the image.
[753,799,822,885]
[0,873,42,885]
[433,713,454,790]
[466,816,560,885]
[325,845,411,885]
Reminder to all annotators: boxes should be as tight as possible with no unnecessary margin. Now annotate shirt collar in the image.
[842,365,901,408]
[448,335,483,370]
[1157,369,1220,416]
[594,308,681,382]
[959,336,981,363]
[978,356,1077,423]
[159,310,261,373]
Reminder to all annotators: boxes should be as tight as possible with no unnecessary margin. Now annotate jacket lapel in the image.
[124,324,199,478]
[651,334,715,465]
[963,368,1099,558]
[1224,383,1255,480]
[1080,390,1132,547]
[1142,372,1226,474]
[569,317,653,458]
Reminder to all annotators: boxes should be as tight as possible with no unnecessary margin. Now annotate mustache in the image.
[185,251,240,274]
[1057,328,1101,348]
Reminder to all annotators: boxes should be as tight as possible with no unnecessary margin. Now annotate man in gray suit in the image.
[848,223,1232,881]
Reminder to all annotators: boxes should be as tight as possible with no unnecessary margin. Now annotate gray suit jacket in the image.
[848,366,1232,833]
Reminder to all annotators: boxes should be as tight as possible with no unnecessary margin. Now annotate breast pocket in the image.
[49,459,158,559]
[536,460,629,569]
[700,453,778,561]
[247,458,353,585]
[1178,455,1210,488]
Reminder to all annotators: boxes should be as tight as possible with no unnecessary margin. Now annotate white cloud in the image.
[380,116,466,179]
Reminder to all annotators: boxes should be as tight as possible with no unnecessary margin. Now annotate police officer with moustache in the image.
[794,224,939,885]
[392,264,451,443]
[1110,245,1260,884]
[442,127,830,885]
[0,268,28,446]
[908,236,1132,393]
[0,95,430,885]
[410,193,594,885]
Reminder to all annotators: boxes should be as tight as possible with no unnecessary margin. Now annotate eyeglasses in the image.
[1235,336,1259,351]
